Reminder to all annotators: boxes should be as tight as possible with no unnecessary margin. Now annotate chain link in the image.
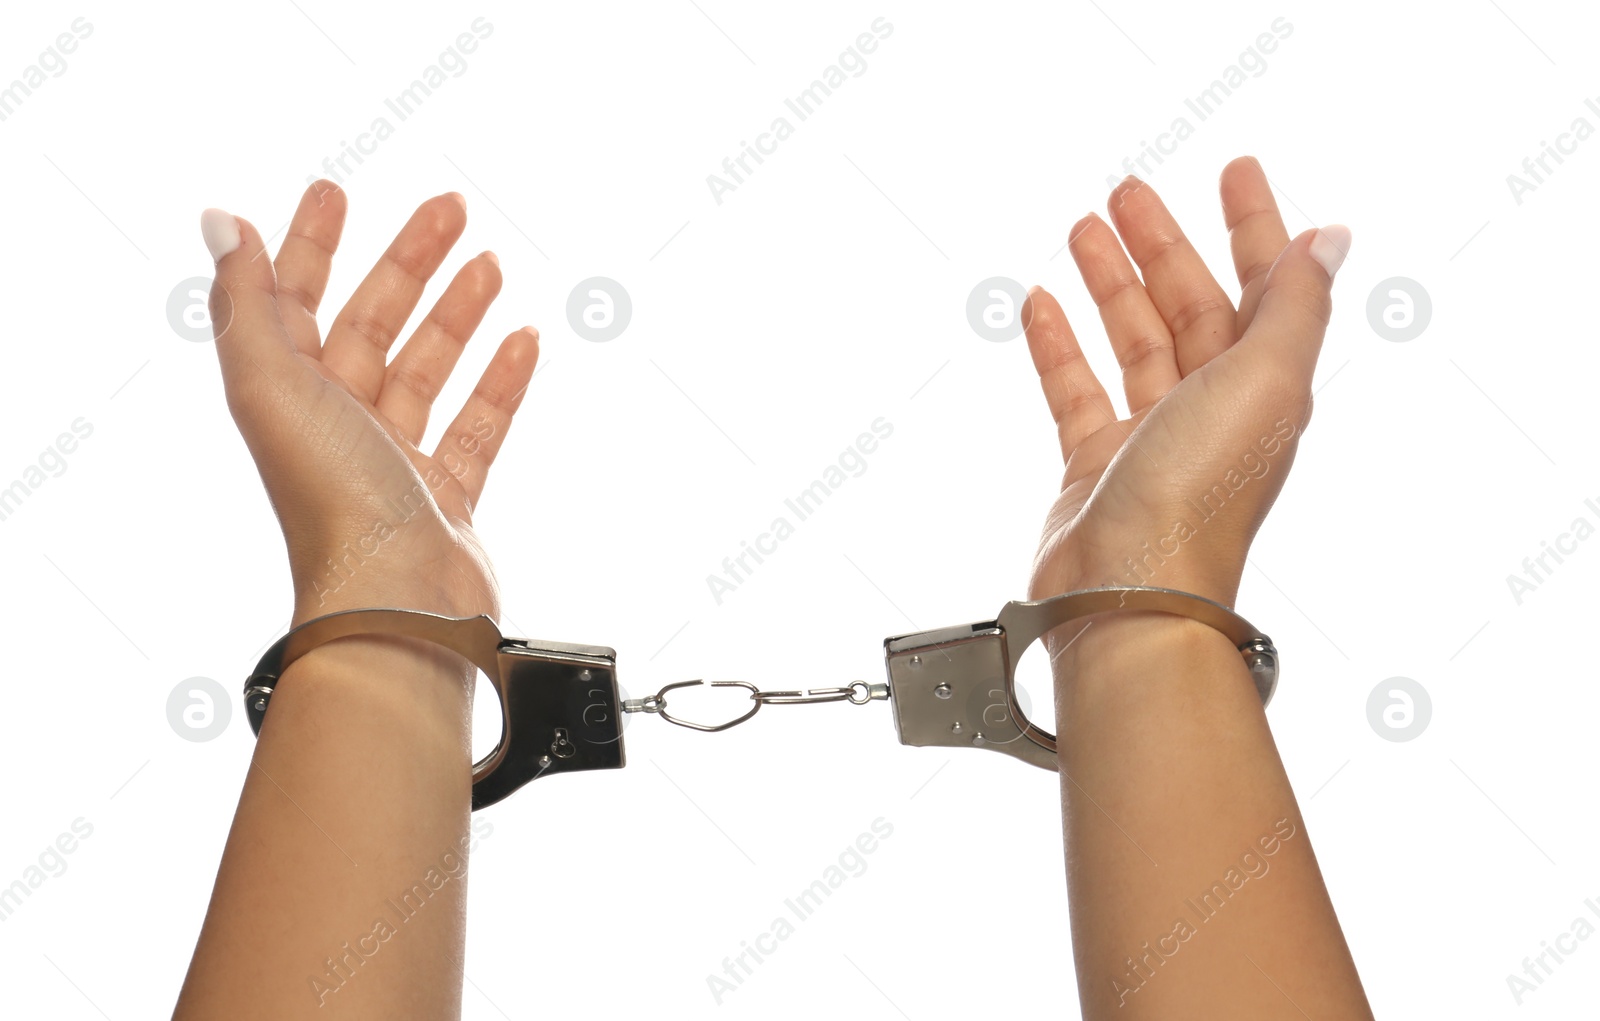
[623,679,889,732]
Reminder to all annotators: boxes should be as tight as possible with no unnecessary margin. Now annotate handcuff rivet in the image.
[951,722,962,734]
[934,682,951,699]
[579,669,592,681]
[909,655,922,667]
[973,732,987,746]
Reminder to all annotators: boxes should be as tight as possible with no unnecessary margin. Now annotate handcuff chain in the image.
[622,679,889,733]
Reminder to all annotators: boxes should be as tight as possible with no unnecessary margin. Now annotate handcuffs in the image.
[243,586,1278,810]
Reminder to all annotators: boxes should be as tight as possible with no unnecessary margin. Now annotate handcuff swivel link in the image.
[622,679,891,733]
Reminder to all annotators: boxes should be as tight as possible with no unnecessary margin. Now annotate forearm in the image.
[175,636,475,1019]
[1053,613,1371,1020]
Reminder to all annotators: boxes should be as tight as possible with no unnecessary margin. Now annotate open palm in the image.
[203,182,538,627]
[1022,158,1349,613]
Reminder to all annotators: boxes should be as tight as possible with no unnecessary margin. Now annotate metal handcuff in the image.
[243,586,1278,810]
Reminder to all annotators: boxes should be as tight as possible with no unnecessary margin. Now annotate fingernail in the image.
[200,208,241,261]
[1310,224,1351,279]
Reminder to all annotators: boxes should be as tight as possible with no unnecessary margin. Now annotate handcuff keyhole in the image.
[550,727,577,759]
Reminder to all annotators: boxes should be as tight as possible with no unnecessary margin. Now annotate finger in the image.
[1220,156,1291,333]
[1021,285,1115,460]
[1106,174,1236,376]
[433,327,539,513]
[1069,208,1179,416]
[377,252,504,446]
[202,209,299,394]
[1235,225,1351,390]
[322,193,469,404]
[271,180,348,358]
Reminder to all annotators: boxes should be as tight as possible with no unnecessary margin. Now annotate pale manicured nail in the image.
[200,208,241,261]
[1309,224,1351,279]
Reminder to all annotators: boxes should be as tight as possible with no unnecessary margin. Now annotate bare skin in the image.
[173,159,1368,1019]
[174,182,537,1019]
[1022,158,1372,1018]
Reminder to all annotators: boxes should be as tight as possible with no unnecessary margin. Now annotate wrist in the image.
[294,579,463,623]
[272,633,477,738]
[291,569,497,630]
[1048,610,1253,704]
[285,524,498,625]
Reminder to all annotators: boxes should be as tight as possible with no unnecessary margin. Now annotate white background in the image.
[0,0,1595,1017]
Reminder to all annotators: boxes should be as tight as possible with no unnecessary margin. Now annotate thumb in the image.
[200,208,300,394]
[1235,224,1350,388]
